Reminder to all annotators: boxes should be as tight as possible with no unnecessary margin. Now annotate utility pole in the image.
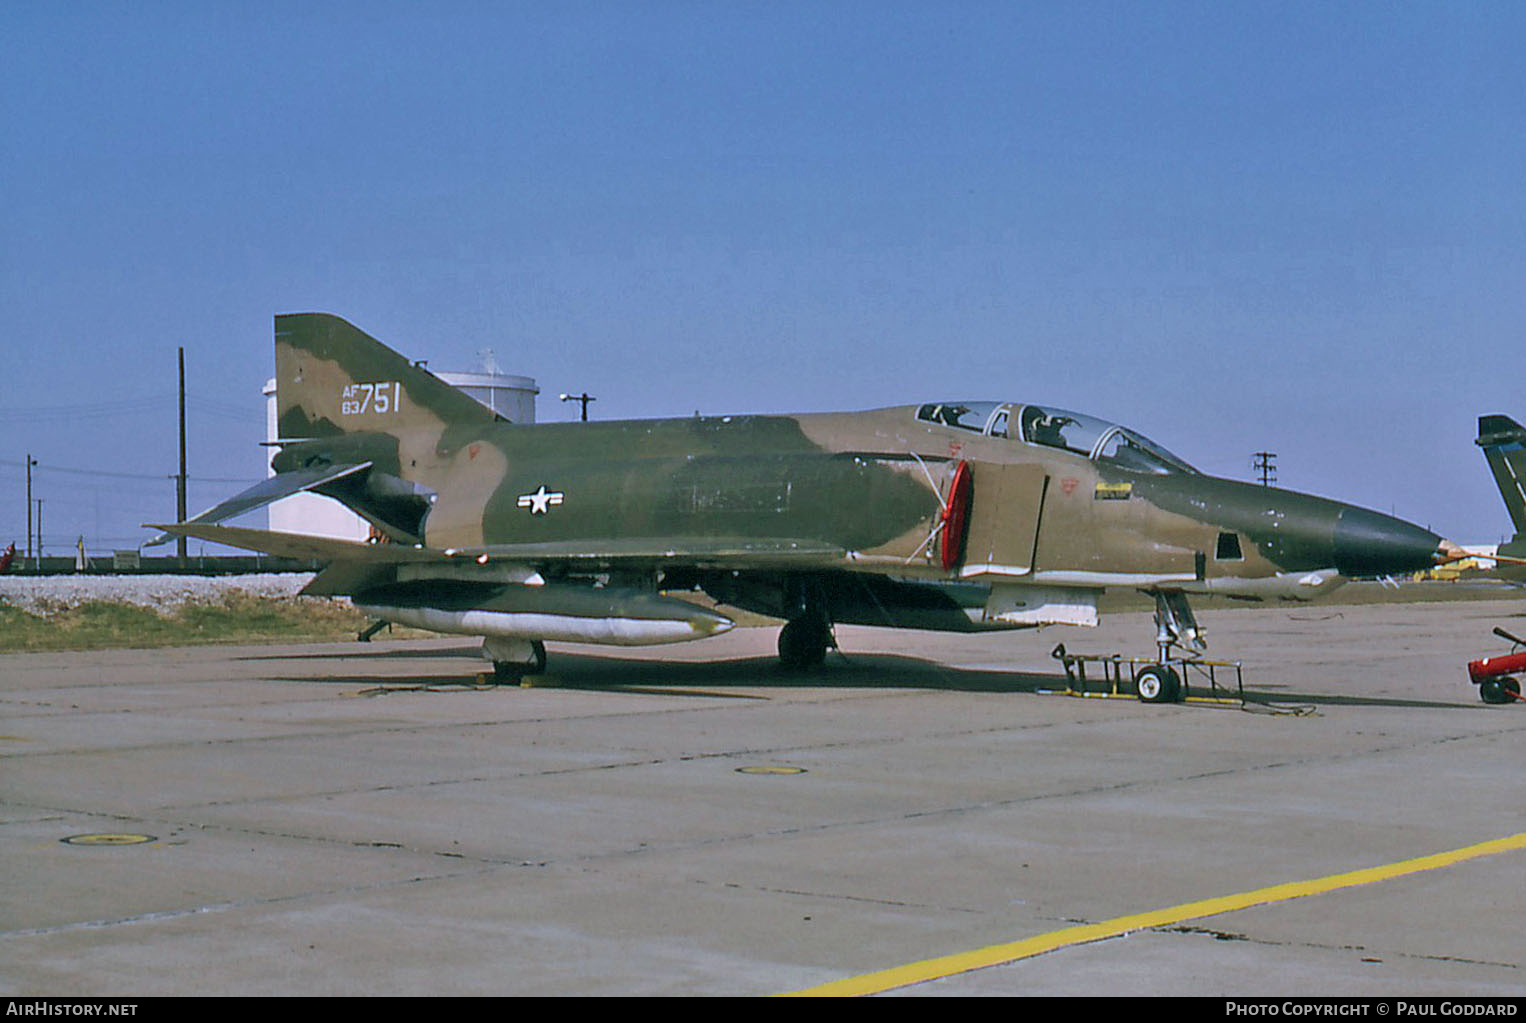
[559,392,596,422]
[1252,451,1277,487]
[35,499,44,569]
[25,453,36,566]
[177,347,188,569]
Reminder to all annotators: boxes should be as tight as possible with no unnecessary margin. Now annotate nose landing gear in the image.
[1134,662,1182,704]
[1051,589,1243,705]
[1152,588,1205,662]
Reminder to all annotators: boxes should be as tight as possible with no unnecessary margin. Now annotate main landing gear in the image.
[777,614,836,670]
[483,637,547,683]
[775,580,837,671]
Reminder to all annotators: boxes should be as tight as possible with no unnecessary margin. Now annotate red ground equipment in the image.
[1468,627,1526,704]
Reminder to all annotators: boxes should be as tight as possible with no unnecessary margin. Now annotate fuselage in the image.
[387,401,1441,602]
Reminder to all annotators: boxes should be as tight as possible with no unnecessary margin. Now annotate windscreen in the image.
[1020,405,1196,474]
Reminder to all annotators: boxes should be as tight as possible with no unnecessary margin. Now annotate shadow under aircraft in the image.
[152,314,1457,702]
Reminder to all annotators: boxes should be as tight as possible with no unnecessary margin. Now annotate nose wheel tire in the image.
[1135,664,1182,704]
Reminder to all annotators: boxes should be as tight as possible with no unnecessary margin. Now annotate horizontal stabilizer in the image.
[144,463,372,547]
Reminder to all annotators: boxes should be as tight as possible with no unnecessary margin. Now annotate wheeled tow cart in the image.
[1468,627,1525,705]
[1050,643,1245,706]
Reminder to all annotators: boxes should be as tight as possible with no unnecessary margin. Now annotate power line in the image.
[0,458,260,485]
[0,393,265,426]
[0,397,176,422]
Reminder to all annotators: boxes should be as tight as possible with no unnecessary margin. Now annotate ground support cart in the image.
[1467,627,1525,705]
[1049,643,1244,707]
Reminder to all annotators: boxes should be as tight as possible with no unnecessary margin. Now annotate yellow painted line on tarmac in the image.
[782,831,1526,997]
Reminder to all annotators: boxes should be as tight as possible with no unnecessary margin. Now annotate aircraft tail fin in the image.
[1477,414,1526,534]
[273,313,497,441]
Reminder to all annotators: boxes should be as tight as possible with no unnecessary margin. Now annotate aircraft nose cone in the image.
[1331,506,1442,578]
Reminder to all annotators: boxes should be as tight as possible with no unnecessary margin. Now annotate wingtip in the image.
[142,524,181,548]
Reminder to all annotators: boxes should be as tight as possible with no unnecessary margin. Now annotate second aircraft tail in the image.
[1477,414,1526,535]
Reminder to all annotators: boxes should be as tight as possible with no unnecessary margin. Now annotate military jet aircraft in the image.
[1476,414,1526,583]
[151,313,1455,698]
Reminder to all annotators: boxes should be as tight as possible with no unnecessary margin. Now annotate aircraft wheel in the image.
[492,640,547,683]
[1136,664,1181,704]
[1479,676,1521,705]
[778,618,830,670]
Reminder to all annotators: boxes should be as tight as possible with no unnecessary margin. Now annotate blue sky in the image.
[3,2,1523,555]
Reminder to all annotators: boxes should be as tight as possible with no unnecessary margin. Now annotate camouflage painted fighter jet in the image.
[1476,414,1526,583]
[150,313,1456,697]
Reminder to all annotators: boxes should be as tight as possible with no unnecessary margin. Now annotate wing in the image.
[145,520,769,647]
[147,521,846,570]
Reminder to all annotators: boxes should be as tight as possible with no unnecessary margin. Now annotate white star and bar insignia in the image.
[517,485,565,515]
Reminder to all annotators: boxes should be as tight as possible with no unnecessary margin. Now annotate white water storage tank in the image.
[263,358,538,540]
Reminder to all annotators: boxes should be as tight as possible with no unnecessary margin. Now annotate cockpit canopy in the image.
[913,402,1197,475]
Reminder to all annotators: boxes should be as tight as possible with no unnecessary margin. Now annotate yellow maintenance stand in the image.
[1049,642,1245,708]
